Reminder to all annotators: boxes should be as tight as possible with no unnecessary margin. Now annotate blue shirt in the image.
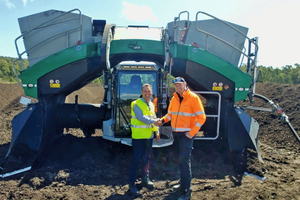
[133,97,157,124]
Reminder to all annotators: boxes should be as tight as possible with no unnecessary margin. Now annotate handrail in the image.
[13,9,82,86]
[249,37,260,94]
[174,11,190,31]
[12,59,22,86]
[173,11,190,44]
[238,47,247,69]
[194,91,221,140]
[195,11,259,72]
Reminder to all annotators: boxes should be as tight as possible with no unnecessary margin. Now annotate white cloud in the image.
[21,0,36,6]
[122,1,158,23]
[1,0,15,9]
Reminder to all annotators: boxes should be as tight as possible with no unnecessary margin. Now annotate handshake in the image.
[154,118,163,126]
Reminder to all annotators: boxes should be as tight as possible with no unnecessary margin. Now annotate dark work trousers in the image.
[173,132,195,191]
[129,138,153,185]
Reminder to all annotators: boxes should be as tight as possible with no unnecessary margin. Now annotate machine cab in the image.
[113,62,158,138]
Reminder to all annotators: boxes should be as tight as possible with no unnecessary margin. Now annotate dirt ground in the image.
[0,82,300,200]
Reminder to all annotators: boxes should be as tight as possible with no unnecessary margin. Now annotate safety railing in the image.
[173,11,190,45]
[173,11,190,31]
[172,11,260,95]
[172,11,258,73]
[194,12,260,94]
[195,11,258,72]
[194,91,221,140]
[13,8,83,86]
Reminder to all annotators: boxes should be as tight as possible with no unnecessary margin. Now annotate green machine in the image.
[2,9,280,177]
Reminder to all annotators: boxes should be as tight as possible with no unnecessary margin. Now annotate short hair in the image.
[141,83,152,91]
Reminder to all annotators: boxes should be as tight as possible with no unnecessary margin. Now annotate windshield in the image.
[118,71,158,101]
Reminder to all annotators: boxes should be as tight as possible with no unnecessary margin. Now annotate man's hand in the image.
[155,133,160,142]
[154,119,162,126]
[185,132,193,139]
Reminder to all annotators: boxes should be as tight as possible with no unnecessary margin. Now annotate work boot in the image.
[177,189,192,200]
[129,184,139,197]
[173,183,181,191]
[141,176,154,189]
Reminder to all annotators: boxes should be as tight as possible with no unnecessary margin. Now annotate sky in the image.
[0,0,299,68]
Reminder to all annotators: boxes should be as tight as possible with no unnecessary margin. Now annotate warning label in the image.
[212,86,223,91]
[50,84,60,88]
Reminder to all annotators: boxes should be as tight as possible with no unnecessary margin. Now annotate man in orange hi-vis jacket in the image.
[158,77,206,200]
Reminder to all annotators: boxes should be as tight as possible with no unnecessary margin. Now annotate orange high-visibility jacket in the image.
[162,89,206,137]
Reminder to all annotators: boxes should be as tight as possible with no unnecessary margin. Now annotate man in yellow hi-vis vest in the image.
[129,83,160,197]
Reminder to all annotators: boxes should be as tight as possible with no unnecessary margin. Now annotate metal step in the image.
[152,138,173,148]
[119,136,173,148]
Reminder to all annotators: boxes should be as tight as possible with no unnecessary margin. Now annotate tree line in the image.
[0,56,29,82]
[0,56,299,84]
[240,64,300,84]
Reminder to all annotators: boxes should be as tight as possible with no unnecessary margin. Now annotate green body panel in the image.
[169,43,252,102]
[21,43,99,98]
[110,39,165,55]
[20,40,251,102]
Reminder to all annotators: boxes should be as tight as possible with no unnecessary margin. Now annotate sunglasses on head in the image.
[172,78,185,83]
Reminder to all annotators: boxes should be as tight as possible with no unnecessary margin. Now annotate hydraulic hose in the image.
[280,112,300,144]
[253,93,300,144]
[252,93,281,113]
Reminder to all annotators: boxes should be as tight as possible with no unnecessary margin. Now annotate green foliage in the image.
[256,64,300,84]
[239,63,300,84]
[0,56,29,83]
[91,76,103,84]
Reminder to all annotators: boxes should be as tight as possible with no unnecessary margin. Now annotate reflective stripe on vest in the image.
[131,124,152,128]
[172,127,191,132]
[131,115,153,119]
[169,111,205,117]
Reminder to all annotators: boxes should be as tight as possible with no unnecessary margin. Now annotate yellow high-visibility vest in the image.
[131,99,156,139]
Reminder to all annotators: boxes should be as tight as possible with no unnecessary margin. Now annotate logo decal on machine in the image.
[128,42,142,50]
